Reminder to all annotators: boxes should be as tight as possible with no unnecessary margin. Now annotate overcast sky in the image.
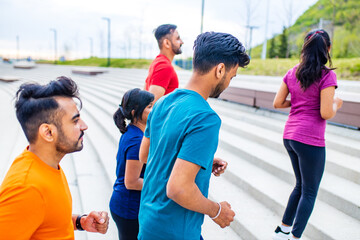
[0,0,317,60]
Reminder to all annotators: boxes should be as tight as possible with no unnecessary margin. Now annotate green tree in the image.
[278,27,288,58]
[268,37,276,58]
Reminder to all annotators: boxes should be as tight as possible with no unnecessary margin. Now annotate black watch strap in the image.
[76,214,87,231]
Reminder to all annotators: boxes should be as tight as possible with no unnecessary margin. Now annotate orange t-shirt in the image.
[0,148,73,240]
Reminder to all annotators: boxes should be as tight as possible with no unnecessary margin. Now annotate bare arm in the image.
[273,82,291,109]
[148,85,166,103]
[320,86,343,120]
[167,158,235,228]
[139,136,150,164]
[124,160,144,190]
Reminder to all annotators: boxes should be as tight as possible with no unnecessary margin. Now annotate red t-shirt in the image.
[145,54,179,95]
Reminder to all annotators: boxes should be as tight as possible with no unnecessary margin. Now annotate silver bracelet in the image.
[211,202,221,219]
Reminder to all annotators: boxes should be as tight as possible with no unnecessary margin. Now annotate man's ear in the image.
[38,123,56,143]
[163,38,171,49]
[215,63,226,80]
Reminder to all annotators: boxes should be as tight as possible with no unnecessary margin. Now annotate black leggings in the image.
[111,210,139,240]
[282,139,325,238]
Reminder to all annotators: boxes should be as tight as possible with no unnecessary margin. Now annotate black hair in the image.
[192,32,250,74]
[154,24,177,49]
[296,29,335,90]
[15,76,81,143]
[113,88,154,134]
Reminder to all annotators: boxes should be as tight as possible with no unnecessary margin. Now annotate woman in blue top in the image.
[109,88,154,240]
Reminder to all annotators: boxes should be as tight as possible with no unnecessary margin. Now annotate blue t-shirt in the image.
[138,89,221,240]
[109,124,146,219]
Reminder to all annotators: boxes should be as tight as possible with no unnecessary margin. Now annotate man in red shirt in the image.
[145,24,184,102]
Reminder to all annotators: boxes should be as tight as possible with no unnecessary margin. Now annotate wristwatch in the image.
[76,214,87,231]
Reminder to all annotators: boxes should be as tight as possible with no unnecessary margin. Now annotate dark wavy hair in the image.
[15,76,81,143]
[192,32,250,74]
[154,24,177,49]
[296,29,335,90]
[113,88,154,134]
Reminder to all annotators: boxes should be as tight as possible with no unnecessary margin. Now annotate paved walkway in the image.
[1,63,359,239]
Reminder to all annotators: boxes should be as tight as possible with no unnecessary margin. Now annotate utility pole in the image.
[319,18,323,29]
[200,0,205,34]
[246,25,258,58]
[139,22,143,59]
[50,29,57,64]
[261,0,270,59]
[102,17,111,66]
[16,35,19,61]
[89,38,93,58]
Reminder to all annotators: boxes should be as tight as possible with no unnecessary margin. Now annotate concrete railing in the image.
[219,85,360,129]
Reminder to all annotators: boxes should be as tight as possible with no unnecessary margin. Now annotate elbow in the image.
[320,113,333,120]
[166,182,183,201]
[320,110,335,120]
[273,101,280,109]
[124,179,136,190]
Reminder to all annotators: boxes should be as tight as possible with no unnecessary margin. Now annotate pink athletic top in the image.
[283,65,337,147]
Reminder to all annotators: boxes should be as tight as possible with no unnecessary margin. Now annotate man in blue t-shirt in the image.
[138,32,250,240]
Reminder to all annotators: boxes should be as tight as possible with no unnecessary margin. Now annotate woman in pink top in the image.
[272,29,343,240]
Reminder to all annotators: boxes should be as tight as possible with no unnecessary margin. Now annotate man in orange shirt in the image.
[0,76,109,239]
[144,24,184,102]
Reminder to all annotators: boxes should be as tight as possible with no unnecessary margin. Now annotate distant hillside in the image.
[251,0,360,58]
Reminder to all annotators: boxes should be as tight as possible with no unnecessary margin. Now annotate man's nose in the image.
[81,120,88,131]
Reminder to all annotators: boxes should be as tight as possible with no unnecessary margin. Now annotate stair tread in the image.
[216,147,360,239]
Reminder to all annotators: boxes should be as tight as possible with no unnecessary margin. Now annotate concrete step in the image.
[218,128,360,222]
[3,64,359,239]
[60,155,86,240]
[0,87,21,181]
[79,104,117,184]
[70,136,118,240]
[78,84,244,240]
[78,75,360,228]
[215,146,360,239]
[218,114,360,186]
[209,174,285,240]
[210,99,360,157]
[202,215,242,240]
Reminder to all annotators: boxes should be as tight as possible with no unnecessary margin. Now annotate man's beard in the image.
[209,76,226,98]
[55,127,84,154]
[172,44,182,55]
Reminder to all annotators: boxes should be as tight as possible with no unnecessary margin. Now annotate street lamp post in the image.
[200,0,205,34]
[246,25,258,58]
[102,17,111,67]
[261,0,270,60]
[89,37,93,58]
[16,35,19,61]
[50,29,57,64]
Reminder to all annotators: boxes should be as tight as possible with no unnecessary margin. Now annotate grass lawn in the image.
[37,57,152,69]
[240,58,360,80]
[37,57,360,80]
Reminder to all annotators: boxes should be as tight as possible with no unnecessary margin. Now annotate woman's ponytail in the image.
[114,88,154,134]
[113,106,127,134]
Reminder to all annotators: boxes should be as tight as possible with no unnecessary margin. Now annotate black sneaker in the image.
[272,226,291,240]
